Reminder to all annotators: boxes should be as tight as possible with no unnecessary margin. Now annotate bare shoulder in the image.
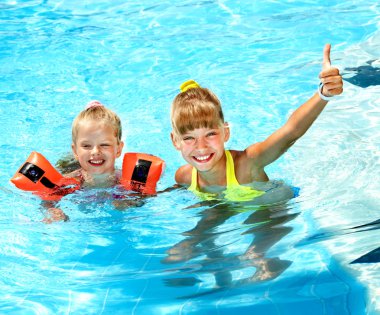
[244,142,264,160]
[229,149,268,183]
[229,149,257,167]
[175,164,193,186]
[65,169,82,180]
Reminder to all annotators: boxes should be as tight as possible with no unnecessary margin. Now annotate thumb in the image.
[322,43,331,70]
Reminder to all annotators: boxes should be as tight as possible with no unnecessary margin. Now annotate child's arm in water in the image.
[40,200,69,224]
[112,184,179,211]
[39,164,81,224]
[243,44,343,172]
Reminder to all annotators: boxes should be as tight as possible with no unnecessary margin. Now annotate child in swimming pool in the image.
[67,100,124,186]
[45,100,125,222]
[170,44,343,200]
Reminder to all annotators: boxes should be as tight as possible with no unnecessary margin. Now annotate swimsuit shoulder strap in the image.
[188,166,198,192]
[225,150,240,187]
[224,150,265,201]
[187,150,265,202]
[188,150,239,192]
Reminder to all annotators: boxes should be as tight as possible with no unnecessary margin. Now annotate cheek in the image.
[77,151,88,161]
[209,137,224,147]
[182,151,193,161]
[108,146,121,157]
[75,148,84,157]
[181,144,193,154]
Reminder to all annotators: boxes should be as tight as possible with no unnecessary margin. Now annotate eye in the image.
[81,144,91,149]
[206,131,218,137]
[101,143,111,147]
[182,136,195,144]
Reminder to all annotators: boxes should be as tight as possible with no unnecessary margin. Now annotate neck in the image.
[81,169,119,187]
[197,154,227,189]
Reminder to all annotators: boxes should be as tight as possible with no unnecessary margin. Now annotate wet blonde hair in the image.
[72,103,122,144]
[171,87,224,136]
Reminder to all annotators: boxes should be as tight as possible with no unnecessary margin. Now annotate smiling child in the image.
[170,44,343,201]
[68,100,124,187]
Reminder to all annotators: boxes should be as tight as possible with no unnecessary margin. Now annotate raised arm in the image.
[246,44,343,168]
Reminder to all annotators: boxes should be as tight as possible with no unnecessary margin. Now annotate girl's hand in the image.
[319,44,343,97]
[43,208,69,224]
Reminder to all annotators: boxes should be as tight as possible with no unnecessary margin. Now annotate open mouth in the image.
[192,153,214,163]
[88,159,105,166]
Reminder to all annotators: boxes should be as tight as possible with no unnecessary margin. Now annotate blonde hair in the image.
[72,104,122,144]
[171,87,224,136]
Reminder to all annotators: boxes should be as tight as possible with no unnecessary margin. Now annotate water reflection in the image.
[343,60,380,88]
[351,246,380,264]
[298,218,380,246]
[162,190,299,296]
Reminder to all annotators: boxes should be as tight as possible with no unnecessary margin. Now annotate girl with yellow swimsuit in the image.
[170,44,343,201]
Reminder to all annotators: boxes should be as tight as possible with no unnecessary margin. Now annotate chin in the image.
[87,168,107,175]
[194,164,213,172]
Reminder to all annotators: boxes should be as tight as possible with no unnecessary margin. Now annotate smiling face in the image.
[172,124,230,173]
[72,119,124,175]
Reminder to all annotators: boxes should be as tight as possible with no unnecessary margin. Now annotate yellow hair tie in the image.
[180,80,201,92]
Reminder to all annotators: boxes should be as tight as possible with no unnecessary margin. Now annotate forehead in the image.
[76,120,117,139]
[181,126,223,135]
[173,103,224,135]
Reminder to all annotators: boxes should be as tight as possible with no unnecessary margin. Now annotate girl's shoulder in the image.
[175,164,193,186]
[229,149,268,183]
[228,149,247,163]
[64,169,84,183]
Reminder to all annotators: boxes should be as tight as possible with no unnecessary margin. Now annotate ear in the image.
[116,141,124,158]
[171,132,181,150]
[223,123,230,142]
[71,143,78,160]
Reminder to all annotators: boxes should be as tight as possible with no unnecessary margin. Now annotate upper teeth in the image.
[196,155,210,161]
[91,160,103,164]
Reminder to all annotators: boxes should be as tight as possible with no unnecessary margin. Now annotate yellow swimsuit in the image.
[188,150,265,202]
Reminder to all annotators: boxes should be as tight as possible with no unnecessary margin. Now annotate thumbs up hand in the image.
[318,44,343,98]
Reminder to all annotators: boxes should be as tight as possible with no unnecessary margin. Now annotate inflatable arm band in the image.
[121,153,164,194]
[11,152,80,201]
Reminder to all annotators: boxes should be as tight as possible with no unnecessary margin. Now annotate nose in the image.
[195,137,207,150]
[91,145,101,155]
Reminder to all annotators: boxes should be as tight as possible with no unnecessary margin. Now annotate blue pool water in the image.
[1,1,380,314]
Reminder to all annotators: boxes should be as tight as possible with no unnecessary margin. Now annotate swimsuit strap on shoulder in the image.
[225,150,240,187]
[189,150,238,192]
[188,166,215,200]
[187,150,264,201]
[224,150,265,201]
[188,166,198,192]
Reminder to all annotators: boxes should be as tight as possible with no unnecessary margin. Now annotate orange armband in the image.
[121,153,164,194]
[10,152,80,201]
